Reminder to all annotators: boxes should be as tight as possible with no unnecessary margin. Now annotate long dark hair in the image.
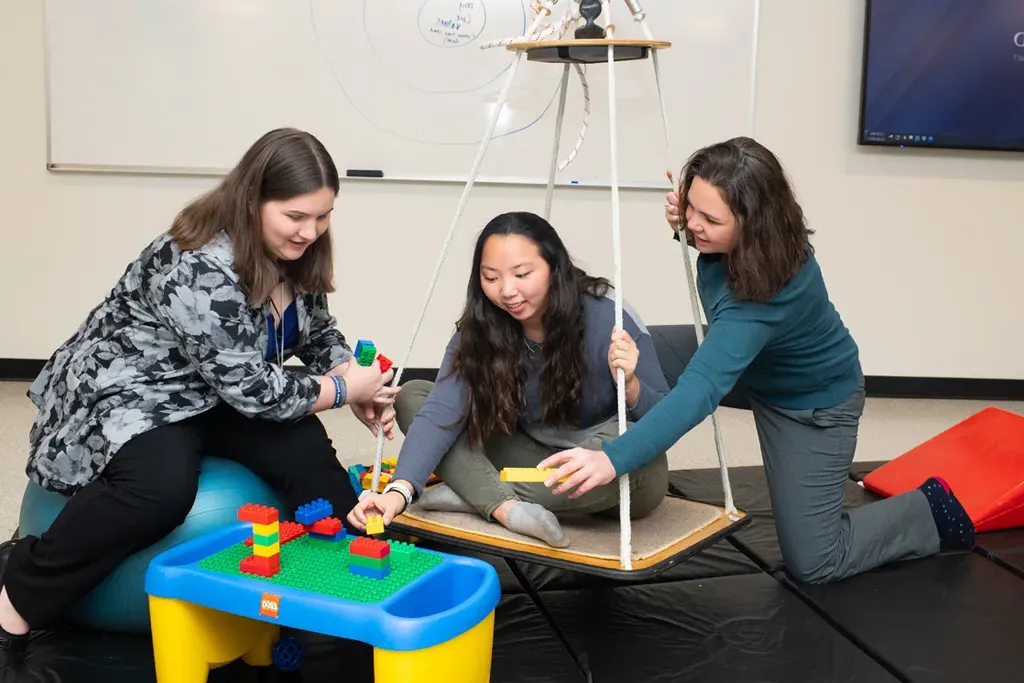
[169,128,339,305]
[449,212,610,447]
[678,136,813,302]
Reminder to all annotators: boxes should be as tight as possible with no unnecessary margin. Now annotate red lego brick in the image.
[349,536,390,560]
[377,354,393,374]
[239,553,280,577]
[245,520,307,547]
[280,520,308,544]
[238,503,279,525]
[308,517,343,536]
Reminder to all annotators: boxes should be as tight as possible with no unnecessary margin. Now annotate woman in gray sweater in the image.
[348,211,671,547]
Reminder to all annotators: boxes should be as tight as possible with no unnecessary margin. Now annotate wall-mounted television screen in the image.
[858,0,1024,153]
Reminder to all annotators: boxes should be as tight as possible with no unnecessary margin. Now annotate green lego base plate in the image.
[196,536,441,603]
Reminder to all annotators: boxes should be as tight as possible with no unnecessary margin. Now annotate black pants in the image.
[4,404,361,629]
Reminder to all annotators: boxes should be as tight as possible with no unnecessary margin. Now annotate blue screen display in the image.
[859,0,1024,152]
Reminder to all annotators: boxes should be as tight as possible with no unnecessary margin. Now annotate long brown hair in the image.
[677,136,813,302]
[449,212,611,448]
[169,128,339,305]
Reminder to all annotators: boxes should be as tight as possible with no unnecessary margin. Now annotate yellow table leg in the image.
[373,609,495,683]
[149,595,279,683]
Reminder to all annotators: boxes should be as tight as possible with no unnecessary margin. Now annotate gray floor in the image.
[1,381,1020,540]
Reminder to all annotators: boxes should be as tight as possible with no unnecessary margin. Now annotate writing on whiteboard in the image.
[419,0,486,47]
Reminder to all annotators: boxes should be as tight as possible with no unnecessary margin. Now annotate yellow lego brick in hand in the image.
[500,467,568,483]
[366,515,385,535]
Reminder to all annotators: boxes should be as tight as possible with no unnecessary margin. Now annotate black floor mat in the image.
[972,530,1024,578]
[0,626,261,683]
[539,574,900,683]
[0,594,580,683]
[504,537,760,593]
[785,552,1024,683]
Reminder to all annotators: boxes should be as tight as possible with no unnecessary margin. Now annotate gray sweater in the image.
[393,294,671,494]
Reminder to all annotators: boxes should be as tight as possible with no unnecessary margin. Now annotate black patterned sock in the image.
[918,477,976,550]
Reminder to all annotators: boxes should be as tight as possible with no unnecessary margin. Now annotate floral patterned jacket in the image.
[26,230,353,494]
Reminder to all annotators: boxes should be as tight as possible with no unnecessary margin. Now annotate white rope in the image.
[602,2,633,572]
[557,64,589,171]
[631,6,738,519]
[369,3,560,493]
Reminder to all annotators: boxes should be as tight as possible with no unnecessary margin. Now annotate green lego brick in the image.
[197,535,441,603]
[253,531,279,546]
[354,339,377,367]
[348,553,390,570]
[307,536,346,551]
[387,540,416,557]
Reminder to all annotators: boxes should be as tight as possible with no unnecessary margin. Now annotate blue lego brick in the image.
[348,563,390,580]
[295,498,332,526]
[309,530,348,542]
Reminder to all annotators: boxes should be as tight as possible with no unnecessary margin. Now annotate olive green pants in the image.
[395,380,669,520]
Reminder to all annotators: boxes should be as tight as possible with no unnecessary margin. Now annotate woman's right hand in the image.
[333,360,400,405]
[346,489,408,531]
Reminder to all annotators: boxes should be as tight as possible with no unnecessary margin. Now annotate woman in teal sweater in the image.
[539,136,975,584]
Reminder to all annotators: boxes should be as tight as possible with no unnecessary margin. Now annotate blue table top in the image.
[144,522,501,651]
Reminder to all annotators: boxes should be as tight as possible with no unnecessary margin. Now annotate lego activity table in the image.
[144,518,501,683]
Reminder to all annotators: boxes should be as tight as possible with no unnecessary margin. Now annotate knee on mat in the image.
[783,553,841,584]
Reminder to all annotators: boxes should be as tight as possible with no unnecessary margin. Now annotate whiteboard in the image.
[44,0,759,188]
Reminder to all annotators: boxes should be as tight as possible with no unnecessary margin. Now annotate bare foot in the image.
[0,587,29,636]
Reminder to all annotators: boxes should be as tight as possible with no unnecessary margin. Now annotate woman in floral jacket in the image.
[0,128,396,655]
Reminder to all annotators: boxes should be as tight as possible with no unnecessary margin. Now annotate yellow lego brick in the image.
[366,515,384,535]
[383,458,398,467]
[499,467,567,483]
[379,473,391,485]
[253,541,280,557]
[252,521,279,537]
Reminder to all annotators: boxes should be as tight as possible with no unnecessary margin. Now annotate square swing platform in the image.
[390,489,749,580]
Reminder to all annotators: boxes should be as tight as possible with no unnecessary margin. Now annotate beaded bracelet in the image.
[330,375,346,409]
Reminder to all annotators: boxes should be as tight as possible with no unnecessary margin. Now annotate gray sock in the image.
[506,501,569,548]
[417,484,476,514]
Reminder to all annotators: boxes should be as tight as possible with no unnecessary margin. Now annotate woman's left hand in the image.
[536,447,617,498]
[607,328,639,384]
[351,400,396,440]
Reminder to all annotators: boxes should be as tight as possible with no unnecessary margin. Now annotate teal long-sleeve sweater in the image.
[602,248,862,475]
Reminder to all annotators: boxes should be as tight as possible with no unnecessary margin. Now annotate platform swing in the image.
[368,0,748,578]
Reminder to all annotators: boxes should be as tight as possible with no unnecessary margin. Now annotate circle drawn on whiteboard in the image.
[363,0,515,94]
[417,0,487,48]
[309,0,559,145]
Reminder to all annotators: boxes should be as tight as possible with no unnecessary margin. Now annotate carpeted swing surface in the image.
[390,492,748,578]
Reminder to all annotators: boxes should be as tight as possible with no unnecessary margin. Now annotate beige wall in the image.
[1,1,1021,378]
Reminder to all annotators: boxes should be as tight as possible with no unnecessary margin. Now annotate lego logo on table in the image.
[260,593,280,618]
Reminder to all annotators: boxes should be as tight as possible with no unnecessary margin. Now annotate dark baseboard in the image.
[863,376,1024,401]
[1,360,1020,401]
[0,359,45,383]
